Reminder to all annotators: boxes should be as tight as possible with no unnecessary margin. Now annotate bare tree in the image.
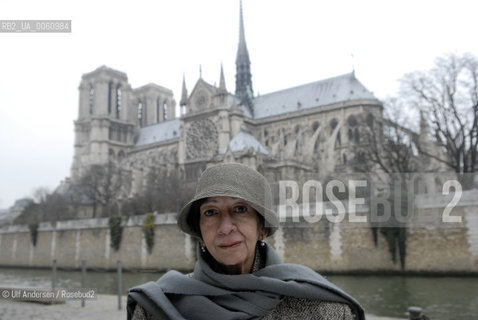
[79,162,123,217]
[354,98,419,177]
[32,187,51,204]
[121,166,189,216]
[142,166,163,213]
[352,100,419,270]
[41,193,70,221]
[142,166,189,213]
[354,52,478,268]
[14,191,69,224]
[399,52,478,177]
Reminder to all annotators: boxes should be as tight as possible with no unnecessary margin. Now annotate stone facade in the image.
[71,67,177,183]
[68,2,385,202]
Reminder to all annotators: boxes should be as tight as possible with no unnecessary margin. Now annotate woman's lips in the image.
[218,241,242,249]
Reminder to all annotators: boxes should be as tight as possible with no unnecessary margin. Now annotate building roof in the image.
[226,94,253,117]
[134,83,173,94]
[220,130,269,155]
[136,119,180,146]
[82,65,128,81]
[252,72,376,119]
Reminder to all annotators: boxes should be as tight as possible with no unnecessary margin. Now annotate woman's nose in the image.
[217,211,237,235]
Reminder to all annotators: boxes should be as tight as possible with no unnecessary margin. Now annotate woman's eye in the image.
[203,209,216,217]
[234,205,247,213]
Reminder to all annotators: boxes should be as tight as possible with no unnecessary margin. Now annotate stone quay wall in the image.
[0,214,196,271]
[0,191,477,273]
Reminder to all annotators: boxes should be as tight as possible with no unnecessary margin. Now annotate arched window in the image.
[163,101,168,120]
[348,115,358,127]
[108,81,113,114]
[138,100,143,126]
[348,115,359,143]
[312,121,320,132]
[281,129,287,146]
[89,84,94,114]
[366,113,374,128]
[330,118,338,135]
[143,100,148,125]
[116,84,122,119]
[157,98,161,123]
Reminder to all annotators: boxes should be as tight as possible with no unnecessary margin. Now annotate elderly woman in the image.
[128,163,364,320]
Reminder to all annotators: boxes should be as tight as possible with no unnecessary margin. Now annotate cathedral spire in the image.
[180,73,188,107]
[238,0,247,53]
[219,64,227,92]
[235,0,254,112]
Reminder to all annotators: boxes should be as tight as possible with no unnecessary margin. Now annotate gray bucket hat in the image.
[177,163,278,238]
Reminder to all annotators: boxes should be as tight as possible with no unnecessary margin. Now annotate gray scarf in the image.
[127,244,364,320]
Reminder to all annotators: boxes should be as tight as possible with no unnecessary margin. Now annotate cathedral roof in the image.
[252,72,377,119]
[136,119,180,146]
[134,83,173,94]
[220,130,269,155]
[82,65,128,81]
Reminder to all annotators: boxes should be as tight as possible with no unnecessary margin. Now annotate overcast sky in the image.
[0,0,477,209]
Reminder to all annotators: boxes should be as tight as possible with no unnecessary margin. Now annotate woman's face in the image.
[199,196,263,274]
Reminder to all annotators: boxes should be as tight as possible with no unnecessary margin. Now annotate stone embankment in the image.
[1,190,478,273]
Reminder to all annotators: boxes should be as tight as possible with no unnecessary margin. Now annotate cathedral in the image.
[70,1,384,205]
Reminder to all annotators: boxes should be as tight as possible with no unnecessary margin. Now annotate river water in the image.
[0,267,477,319]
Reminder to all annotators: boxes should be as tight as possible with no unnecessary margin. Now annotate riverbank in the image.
[3,264,478,277]
[0,293,405,320]
[3,268,477,319]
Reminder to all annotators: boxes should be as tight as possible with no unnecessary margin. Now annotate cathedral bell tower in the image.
[71,66,135,181]
[235,0,254,114]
